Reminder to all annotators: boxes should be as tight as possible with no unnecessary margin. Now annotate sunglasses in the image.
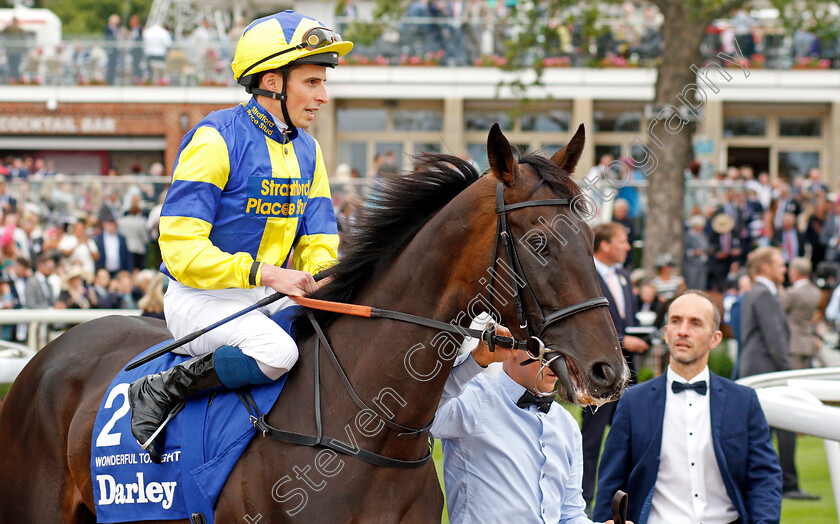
[239,27,342,79]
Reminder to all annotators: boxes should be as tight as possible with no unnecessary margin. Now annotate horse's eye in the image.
[529,239,549,255]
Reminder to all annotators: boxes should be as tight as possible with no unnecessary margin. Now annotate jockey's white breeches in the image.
[163,279,298,380]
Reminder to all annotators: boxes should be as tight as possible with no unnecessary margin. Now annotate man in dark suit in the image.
[740,246,818,500]
[771,212,806,266]
[581,222,648,509]
[594,291,782,523]
[94,213,133,276]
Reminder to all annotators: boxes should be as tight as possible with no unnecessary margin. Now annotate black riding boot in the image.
[128,352,222,463]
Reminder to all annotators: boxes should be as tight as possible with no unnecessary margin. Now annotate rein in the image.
[246,181,610,468]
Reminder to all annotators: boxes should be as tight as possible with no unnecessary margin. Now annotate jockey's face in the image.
[260,65,329,131]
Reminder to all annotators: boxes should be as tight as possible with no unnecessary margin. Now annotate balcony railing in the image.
[0,18,838,87]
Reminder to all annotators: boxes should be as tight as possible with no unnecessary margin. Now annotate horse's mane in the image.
[297,149,584,335]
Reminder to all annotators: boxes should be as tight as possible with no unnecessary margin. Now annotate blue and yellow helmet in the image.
[231,11,354,88]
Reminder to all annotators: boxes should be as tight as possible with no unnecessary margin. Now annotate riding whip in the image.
[124,266,337,371]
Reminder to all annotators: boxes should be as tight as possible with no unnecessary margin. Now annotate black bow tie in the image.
[517,390,554,413]
[671,380,707,396]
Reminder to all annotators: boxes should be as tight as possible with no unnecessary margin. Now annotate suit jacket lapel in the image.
[647,375,667,455]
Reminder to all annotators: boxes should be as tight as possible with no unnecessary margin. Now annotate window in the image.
[393,110,443,131]
[778,151,819,178]
[465,111,514,131]
[779,117,821,137]
[594,144,622,163]
[520,111,571,132]
[337,108,387,131]
[413,142,442,154]
[723,116,765,137]
[593,111,641,132]
[338,142,368,175]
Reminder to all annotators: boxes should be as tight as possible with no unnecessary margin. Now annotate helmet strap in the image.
[248,68,297,142]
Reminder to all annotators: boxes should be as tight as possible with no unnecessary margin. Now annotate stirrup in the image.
[140,400,186,451]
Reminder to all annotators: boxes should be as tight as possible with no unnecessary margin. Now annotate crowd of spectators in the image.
[1,4,839,86]
[0,156,170,344]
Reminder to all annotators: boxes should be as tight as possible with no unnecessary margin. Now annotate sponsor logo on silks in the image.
[246,101,277,139]
[246,177,310,218]
[96,472,177,510]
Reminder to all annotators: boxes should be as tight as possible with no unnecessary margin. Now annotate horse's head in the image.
[483,123,628,405]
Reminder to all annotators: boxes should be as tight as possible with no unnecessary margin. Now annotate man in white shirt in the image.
[594,291,782,523]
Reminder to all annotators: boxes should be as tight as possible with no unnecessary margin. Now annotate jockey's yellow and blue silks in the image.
[159,97,338,289]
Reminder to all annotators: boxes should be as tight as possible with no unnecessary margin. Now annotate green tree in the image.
[34,0,152,36]
[366,0,836,272]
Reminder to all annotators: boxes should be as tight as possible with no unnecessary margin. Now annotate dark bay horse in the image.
[0,124,627,523]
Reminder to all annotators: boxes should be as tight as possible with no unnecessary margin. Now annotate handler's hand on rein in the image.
[259,265,319,296]
[471,324,516,368]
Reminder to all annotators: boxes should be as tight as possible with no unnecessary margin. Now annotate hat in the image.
[62,266,86,282]
[654,253,676,269]
[687,215,706,229]
[629,268,648,284]
[711,213,734,234]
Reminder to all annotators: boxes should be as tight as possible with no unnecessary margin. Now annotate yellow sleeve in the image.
[159,126,256,289]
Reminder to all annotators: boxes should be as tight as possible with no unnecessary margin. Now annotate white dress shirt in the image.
[431,353,592,524]
[754,276,778,296]
[594,257,625,318]
[649,366,738,524]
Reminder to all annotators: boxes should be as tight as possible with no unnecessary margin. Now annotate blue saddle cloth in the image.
[91,307,299,523]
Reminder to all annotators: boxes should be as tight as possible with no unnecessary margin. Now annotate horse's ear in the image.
[487,123,518,186]
[550,123,585,174]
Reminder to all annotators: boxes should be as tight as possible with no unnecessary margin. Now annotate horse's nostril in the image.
[589,361,617,387]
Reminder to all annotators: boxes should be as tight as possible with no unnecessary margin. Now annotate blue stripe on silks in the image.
[296,197,338,236]
[162,180,223,223]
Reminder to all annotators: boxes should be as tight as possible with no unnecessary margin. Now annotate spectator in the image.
[104,14,122,85]
[56,266,92,309]
[58,220,99,281]
[431,325,612,523]
[129,15,145,83]
[7,256,29,341]
[143,22,172,83]
[582,222,647,509]
[727,273,752,380]
[740,246,818,500]
[112,270,136,308]
[139,272,166,320]
[650,253,685,301]
[635,282,667,329]
[24,253,56,309]
[87,268,121,309]
[594,291,782,523]
[683,214,709,290]
[0,17,28,83]
[806,197,829,267]
[772,212,805,265]
[118,197,149,270]
[708,213,741,291]
[782,257,821,370]
[95,212,132,275]
[612,199,636,269]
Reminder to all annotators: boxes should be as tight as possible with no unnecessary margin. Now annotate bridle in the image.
[241,179,611,468]
[487,181,609,392]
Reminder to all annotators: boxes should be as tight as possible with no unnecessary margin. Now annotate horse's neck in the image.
[327,192,495,444]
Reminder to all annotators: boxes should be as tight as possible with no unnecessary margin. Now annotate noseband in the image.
[486,182,609,371]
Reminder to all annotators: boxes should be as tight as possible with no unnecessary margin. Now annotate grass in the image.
[433,415,837,523]
[781,436,838,523]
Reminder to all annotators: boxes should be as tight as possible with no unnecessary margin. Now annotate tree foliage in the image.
[31,0,152,35]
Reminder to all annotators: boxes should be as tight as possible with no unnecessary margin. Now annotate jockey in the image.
[128,11,353,463]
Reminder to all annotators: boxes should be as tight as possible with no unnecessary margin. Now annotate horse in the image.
[0,123,627,523]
